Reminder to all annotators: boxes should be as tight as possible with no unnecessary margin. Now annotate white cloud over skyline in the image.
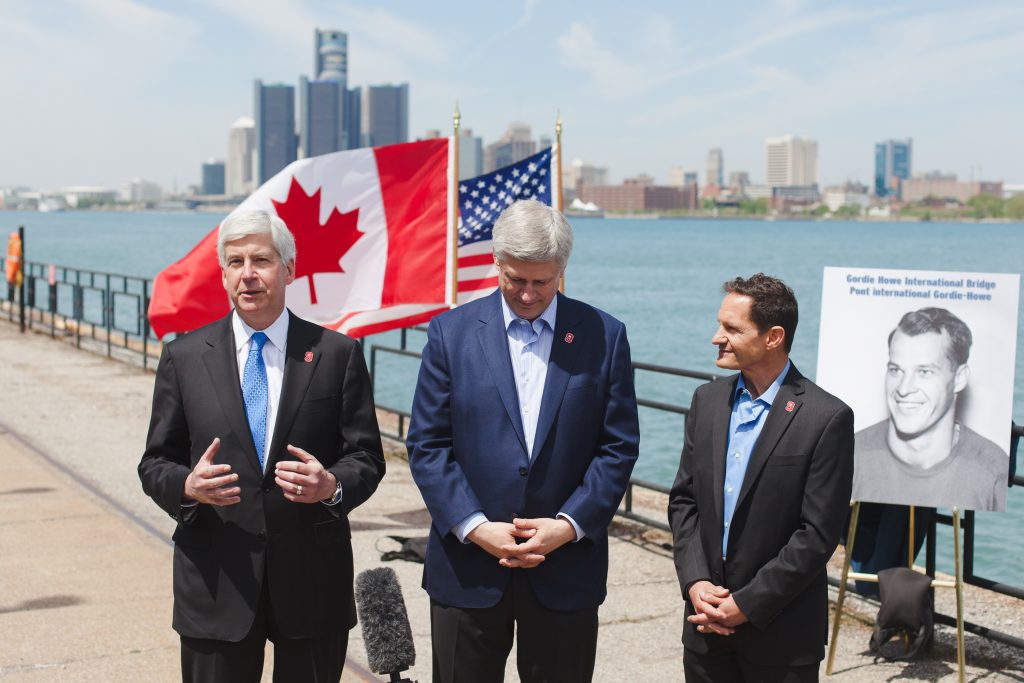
[1,0,1021,190]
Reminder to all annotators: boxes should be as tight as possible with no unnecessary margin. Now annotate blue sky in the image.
[2,0,1022,190]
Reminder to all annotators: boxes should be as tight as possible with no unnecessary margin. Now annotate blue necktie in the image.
[243,332,269,469]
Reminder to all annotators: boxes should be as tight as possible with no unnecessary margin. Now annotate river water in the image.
[4,209,1022,585]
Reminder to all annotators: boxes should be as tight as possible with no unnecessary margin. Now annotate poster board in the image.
[816,267,1018,511]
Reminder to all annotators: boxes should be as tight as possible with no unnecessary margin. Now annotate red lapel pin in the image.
[785,400,795,412]
[564,332,574,344]
[304,351,313,363]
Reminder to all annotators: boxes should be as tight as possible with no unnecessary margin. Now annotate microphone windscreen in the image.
[355,567,416,674]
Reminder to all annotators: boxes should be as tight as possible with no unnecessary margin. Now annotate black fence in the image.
[367,324,1024,650]
[2,258,158,369]
[5,255,1022,649]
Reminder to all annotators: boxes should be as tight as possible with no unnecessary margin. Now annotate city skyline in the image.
[1,0,1021,190]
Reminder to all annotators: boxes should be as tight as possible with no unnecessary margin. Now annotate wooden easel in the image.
[826,501,966,682]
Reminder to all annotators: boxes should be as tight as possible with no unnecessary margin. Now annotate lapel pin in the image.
[304,351,313,363]
[785,400,796,412]
[564,332,574,344]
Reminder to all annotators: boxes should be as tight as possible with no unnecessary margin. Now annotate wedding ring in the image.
[297,485,303,496]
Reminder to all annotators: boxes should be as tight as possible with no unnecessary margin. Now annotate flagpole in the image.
[450,102,461,307]
[555,110,564,212]
[556,111,565,293]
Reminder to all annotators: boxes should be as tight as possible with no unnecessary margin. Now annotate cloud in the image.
[557,22,647,98]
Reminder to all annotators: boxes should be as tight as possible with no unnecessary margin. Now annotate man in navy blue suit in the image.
[407,199,640,683]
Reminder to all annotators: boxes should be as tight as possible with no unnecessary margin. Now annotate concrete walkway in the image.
[0,317,1021,681]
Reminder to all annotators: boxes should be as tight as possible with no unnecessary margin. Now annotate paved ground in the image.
[1,315,1021,682]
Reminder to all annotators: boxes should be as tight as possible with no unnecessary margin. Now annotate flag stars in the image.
[495,174,503,182]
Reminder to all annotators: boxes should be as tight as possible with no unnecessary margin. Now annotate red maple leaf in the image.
[271,177,362,305]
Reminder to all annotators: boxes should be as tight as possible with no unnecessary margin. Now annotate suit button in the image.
[257,530,267,540]
[262,486,271,493]
[518,467,528,476]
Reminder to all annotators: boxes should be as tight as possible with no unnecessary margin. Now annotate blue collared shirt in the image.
[500,293,557,457]
[722,360,790,558]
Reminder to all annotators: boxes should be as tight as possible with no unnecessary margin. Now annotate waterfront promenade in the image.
[1,316,1021,681]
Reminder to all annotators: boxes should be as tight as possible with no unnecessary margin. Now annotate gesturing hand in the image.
[183,438,241,506]
[498,517,576,569]
[275,444,337,504]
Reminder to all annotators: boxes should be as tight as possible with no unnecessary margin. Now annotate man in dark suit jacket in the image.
[138,210,385,683]
[406,199,639,683]
[668,273,854,682]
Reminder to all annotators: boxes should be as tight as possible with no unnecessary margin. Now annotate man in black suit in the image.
[668,273,854,682]
[138,210,385,682]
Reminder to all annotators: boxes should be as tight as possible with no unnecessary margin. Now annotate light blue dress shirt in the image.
[721,360,790,558]
[452,296,583,543]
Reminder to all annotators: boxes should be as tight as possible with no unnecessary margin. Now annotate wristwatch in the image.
[323,480,343,506]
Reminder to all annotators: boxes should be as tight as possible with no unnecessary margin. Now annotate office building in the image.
[226,116,255,196]
[581,175,698,212]
[901,173,1002,204]
[459,128,483,180]
[669,166,698,188]
[359,83,409,147]
[299,76,343,158]
[765,135,817,187]
[484,123,536,173]
[314,29,348,83]
[824,182,870,213]
[727,171,750,192]
[706,148,723,187]
[201,159,226,195]
[874,138,913,198]
[340,88,359,149]
[254,80,296,184]
[125,178,163,203]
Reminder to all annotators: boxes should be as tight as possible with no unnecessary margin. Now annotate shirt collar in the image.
[500,293,558,333]
[233,308,290,353]
[736,359,791,406]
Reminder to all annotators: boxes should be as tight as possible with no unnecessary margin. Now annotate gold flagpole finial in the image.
[556,109,563,138]
[453,101,461,133]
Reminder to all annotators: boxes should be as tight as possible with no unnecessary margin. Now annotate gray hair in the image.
[491,199,573,267]
[217,210,296,267]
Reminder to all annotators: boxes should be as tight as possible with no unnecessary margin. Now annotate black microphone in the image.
[355,567,417,683]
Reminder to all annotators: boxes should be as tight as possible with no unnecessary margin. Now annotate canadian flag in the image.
[148,139,453,339]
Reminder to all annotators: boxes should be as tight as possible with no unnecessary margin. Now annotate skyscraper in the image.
[359,84,409,147]
[226,116,255,196]
[304,29,349,154]
[459,128,484,180]
[344,87,362,149]
[254,80,296,184]
[765,135,817,187]
[874,138,913,198]
[484,123,536,173]
[201,159,226,195]
[299,76,342,158]
[314,29,348,84]
[706,148,723,187]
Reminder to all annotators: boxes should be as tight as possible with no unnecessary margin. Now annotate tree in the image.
[967,193,1004,219]
[1005,193,1024,221]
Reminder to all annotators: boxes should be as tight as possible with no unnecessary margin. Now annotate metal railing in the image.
[365,324,1024,652]
[2,257,158,369]
[4,254,1022,649]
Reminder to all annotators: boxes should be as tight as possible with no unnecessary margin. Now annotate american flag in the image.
[456,147,556,304]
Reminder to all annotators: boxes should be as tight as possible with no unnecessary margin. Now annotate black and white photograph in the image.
[817,267,1019,511]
